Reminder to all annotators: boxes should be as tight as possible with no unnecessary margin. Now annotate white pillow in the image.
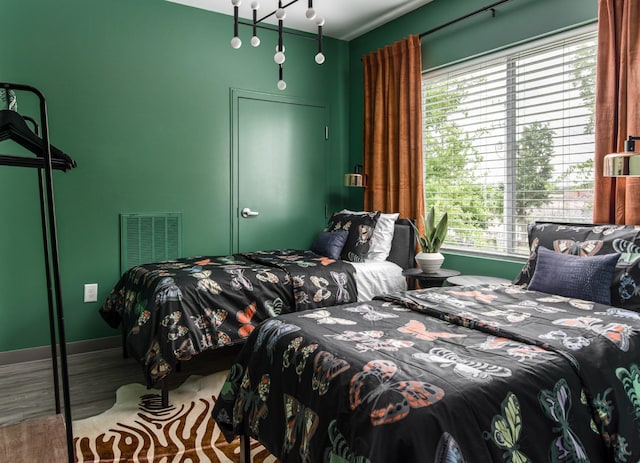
[339,210,399,262]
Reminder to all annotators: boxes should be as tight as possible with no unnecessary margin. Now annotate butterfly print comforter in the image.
[99,250,357,387]
[213,283,640,463]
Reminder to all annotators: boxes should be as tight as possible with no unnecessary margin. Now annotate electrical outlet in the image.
[83,283,98,303]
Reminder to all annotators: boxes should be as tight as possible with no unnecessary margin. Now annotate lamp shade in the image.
[344,164,366,187]
[603,136,640,177]
[604,151,640,177]
[344,173,366,187]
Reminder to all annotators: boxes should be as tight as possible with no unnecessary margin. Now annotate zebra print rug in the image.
[73,371,277,463]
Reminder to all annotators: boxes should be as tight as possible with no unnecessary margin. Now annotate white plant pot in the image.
[415,252,445,273]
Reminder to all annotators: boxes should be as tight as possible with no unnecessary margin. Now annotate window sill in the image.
[442,247,528,264]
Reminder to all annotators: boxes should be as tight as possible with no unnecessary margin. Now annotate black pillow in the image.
[528,246,620,305]
[326,211,380,262]
[310,230,349,260]
[514,222,640,310]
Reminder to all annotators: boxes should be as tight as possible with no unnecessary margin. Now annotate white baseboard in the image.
[0,336,121,366]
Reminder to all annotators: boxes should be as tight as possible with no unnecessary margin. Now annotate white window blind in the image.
[422,26,597,257]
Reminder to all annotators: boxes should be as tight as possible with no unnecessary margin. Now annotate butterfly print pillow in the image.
[514,222,640,310]
[326,211,380,262]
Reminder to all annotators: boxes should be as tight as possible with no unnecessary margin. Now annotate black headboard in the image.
[387,218,416,270]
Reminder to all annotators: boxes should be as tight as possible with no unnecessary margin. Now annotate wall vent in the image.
[120,213,182,274]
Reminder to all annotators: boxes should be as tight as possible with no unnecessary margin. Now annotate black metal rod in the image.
[162,377,169,408]
[237,20,316,40]
[240,435,251,463]
[419,0,511,38]
[37,85,75,463]
[257,0,299,24]
[252,7,258,38]
[20,114,62,415]
[234,5,239,37]
[0,81,75,463]
[37,166,62,415]
[0,154,71,169]
[27,118,63,416]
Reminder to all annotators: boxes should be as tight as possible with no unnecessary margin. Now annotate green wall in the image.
[0,0,349,351]
[442,252,524,282]
[347,0,598,280]
[0,0,600,352]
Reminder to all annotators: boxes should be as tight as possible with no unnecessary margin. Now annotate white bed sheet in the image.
[350,260,407,301]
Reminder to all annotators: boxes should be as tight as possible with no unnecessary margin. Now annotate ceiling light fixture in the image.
[230,0,325,90]
[603,135,640,177]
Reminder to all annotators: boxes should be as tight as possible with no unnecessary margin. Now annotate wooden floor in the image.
[0,414,70,461]
[0,344,241,427]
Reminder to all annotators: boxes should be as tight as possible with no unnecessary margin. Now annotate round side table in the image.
[402,268,461,290]
[446,275,512,286]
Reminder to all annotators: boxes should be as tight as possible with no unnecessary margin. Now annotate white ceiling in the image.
[166,0,433,41]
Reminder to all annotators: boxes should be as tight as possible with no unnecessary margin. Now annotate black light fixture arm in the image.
[233,0,322,41]
[257,0,299,23]
[277,5,284,52]
[236,20,316,39]
[252,7,258,38]
[313,15,325,65]
[233,3,240,38]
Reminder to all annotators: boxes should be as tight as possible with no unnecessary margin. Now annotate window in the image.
[422,26,597,257]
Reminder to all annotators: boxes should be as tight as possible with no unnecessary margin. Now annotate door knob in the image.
[241,207,260,218]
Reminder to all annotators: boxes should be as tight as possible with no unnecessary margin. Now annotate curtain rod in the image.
[419,0,512,38]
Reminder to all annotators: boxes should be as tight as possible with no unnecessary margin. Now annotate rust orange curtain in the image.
[362,35,424,222]
[593,0,640,224]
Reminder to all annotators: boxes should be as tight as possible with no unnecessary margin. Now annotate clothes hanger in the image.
[0,108,76,171]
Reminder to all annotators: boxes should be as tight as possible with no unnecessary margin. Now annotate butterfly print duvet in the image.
[99,250,357,387]
[213,284,640,463]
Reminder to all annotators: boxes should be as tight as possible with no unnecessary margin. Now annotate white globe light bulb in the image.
[274,51,286,64]
[306,8,316,19]
[277,80,287,91]
[275,8,286,20]
[316,17,325,27]
[315,52,325,65]
[231,0,241,6]
[250,1,259,9]
[231,36,242,49]
[251,36,261,47]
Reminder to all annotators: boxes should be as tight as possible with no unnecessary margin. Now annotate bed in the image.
[99,213,415,389]
[212,221,640,463]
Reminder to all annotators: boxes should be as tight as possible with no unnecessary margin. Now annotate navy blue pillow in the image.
[310,230,349,260]
[326,211,380,262]
[528,246,620,305]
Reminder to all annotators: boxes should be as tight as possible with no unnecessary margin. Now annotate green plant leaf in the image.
[414,206,448,253]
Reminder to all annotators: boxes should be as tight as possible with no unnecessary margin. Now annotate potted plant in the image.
[411,206,448,273]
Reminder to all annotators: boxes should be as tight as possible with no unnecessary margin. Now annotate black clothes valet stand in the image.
[0,82,77,462]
